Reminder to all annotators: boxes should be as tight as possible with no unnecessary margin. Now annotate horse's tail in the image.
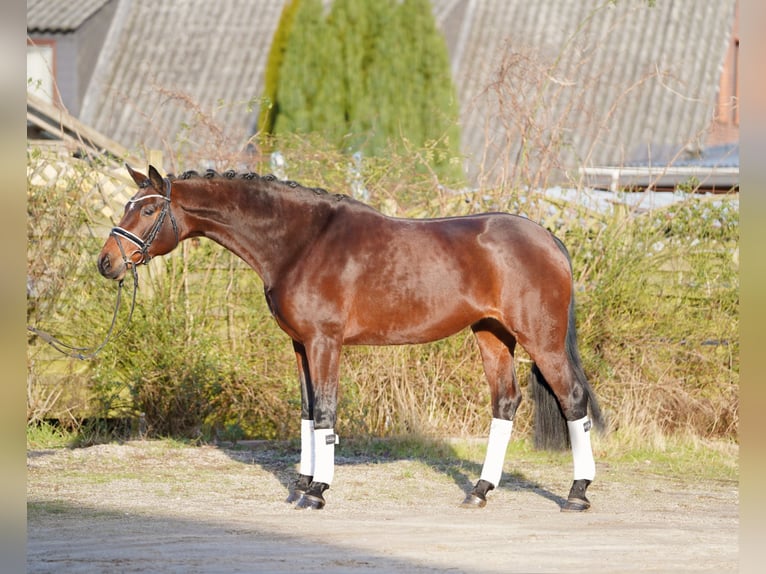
[530,234,605,451]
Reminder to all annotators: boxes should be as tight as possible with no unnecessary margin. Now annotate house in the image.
[437,0,738,190]
[27,0,738,191]
[27,0,119,120]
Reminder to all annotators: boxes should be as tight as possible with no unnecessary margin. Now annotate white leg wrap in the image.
[299,419,315,477]
[312,428,338,485]
[567,416,596,481]
[479,418,513,487]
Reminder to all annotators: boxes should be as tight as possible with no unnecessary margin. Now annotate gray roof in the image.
[627,142,739,169]
[63,0,736,184]
[27,0,113,33]
[436,0,737,185]
[79,0,285,166]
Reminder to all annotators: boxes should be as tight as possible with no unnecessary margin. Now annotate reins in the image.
[27,177,178,360]
[26,265,140,360]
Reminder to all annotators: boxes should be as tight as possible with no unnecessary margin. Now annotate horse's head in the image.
[97,164,180,281]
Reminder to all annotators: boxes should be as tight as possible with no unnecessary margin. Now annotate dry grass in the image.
[26,143,737,445]
[27,61,738,444]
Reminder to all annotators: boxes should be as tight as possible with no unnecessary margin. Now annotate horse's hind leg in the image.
[529,352,596,512]
[462,321,521,509]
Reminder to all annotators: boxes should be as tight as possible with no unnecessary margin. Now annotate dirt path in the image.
[27,440,738,573]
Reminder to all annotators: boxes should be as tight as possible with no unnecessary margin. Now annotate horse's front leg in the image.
[286,340,316,504]
[294,336,341,510]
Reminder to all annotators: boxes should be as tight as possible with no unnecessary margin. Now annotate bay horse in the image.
[97,165,604,512]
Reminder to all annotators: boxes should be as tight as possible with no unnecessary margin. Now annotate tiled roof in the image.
[27,0,113,33]
[627,141,739,169]
[434,0,737,184]
[69,0,735,182]
[673,142,739,169]
[79,0,285,164]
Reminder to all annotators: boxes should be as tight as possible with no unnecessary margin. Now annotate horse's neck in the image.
[177,179,330,285]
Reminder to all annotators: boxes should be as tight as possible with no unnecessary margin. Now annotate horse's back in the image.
[303,208,572,345]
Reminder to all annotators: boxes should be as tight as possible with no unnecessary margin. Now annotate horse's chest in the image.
[263,284,345,340]
[263,287,299,337]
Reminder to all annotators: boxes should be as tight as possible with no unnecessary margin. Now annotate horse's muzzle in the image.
[98,252,124,280]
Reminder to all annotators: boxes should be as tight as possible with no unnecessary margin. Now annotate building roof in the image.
[628,142,739,168]
[78,0,285,165]
[35,0,736,185]
[435,0,737,185]
[27,0,113,33]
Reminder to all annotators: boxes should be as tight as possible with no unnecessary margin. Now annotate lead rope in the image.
[27,177,176,360]
[26,243,141,361]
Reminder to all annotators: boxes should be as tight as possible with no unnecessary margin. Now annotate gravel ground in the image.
[27,440,738,573]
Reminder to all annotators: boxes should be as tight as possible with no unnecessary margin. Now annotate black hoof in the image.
[285,474,313,504]
[561,479,592,512]
[561,496,591,512]
[295,481,329,510]
[295,493,326,510]
[461,493,487,508]
[461,479,494,509]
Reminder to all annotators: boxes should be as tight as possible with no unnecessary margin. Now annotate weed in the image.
[27,117,737,447]
[26,420,74,450]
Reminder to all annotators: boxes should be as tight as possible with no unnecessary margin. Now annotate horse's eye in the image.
[142,205,157,216]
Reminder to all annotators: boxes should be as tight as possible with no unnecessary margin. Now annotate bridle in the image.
[110,177,179,268]
[27,177,180,360]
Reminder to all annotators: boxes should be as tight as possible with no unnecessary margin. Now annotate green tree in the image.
[360,0,404,156]
[265,0,463,185]
[310,12,346,145]
[401,0,461,167]
[258,0,302,136]
[325,0,375,150]
[272,0,326,135]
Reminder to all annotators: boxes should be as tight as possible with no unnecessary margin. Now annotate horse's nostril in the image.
[99,254,111,274]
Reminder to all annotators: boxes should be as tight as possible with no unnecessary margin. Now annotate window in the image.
[27,40,55,104]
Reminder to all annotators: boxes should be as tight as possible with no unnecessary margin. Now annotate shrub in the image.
[26,139,738,443]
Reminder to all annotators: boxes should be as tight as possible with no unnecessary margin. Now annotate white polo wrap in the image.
[312,427,338,485]
[299,418,315,477]
[567,416,596,481]
[479,417,513,487]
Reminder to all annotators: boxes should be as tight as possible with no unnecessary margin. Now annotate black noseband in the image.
[110,178,179,266]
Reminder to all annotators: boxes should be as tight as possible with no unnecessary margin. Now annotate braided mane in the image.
[168,168,352,203]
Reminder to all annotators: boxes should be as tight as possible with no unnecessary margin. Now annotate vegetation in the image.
[26,139,738,448]
[26,0,737,450]
[257,0,302,136]
[260,0,463,184]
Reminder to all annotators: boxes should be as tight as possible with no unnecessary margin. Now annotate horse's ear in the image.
[125,164,148,187]
[147,165,165,190]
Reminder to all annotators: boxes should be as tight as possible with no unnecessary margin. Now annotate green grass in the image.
[27,432,738,497]
[330,433,738,483]
[601,433,738,482]
[26,421,75,449]
[27,399,738,487]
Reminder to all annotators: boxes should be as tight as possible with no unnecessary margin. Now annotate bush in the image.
[566,196,739,440]
[26,151,122,425]
[26,140,738,443]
